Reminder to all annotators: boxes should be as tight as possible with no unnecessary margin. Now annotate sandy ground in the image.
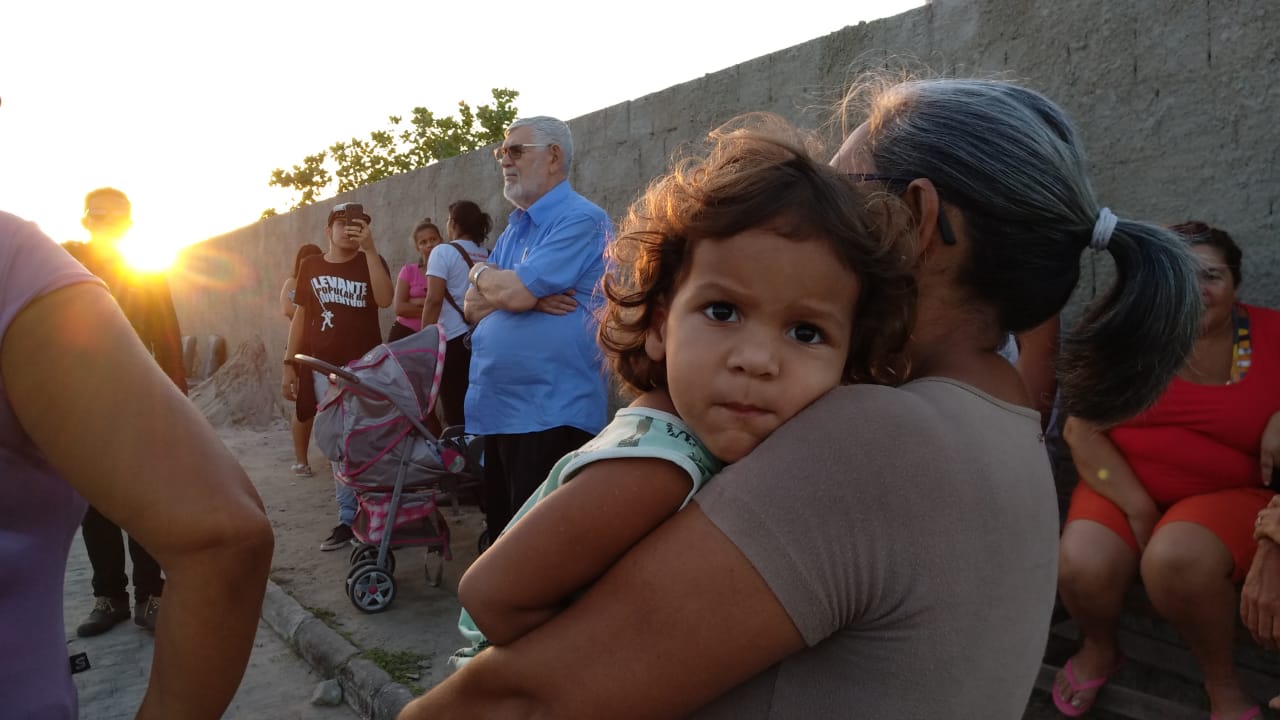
[219,422,483,692]
[190,336,487,692]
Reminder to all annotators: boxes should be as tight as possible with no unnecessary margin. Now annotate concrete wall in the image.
[172,0,1279,363]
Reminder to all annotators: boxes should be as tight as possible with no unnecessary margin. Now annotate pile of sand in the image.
[191,335,287,429]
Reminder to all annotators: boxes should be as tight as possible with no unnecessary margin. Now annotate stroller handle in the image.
[293,354,361,385]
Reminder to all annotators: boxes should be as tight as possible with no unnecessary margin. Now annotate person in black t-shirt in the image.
[281,202,392,551]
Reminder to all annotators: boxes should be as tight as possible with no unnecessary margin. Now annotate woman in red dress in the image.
[1055,222,1280,719]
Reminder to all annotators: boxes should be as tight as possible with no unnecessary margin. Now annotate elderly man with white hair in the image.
[462,115,611,542]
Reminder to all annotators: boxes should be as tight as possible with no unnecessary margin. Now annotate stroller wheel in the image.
[347,564,397,614]
[350,544,396,574]
[346,559,379,582]
[349,543,374,565]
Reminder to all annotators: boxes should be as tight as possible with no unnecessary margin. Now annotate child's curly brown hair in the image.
[598,113,916,397]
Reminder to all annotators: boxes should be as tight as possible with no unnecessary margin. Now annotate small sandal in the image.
[1051,655,1124,717]
[291,463,314,477]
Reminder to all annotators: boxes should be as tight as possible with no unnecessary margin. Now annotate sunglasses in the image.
[493,143,551,161]
[83,208,126,221]
[847,173,958,246]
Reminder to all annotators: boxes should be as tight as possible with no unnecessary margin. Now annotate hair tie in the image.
[1091,207,1118,251]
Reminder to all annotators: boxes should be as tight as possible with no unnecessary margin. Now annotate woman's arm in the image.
[1242,533,1280,649]
[281,304,306,402]
[2,283,274,719]
[1255,495,1280,544]
[393,271,424,318]
[279,277,297,320]
[1261,411,1280,487]
[399,503,806,720]
[1063,416,1159,550]
[421,275,446,328]
[461,452,694,646]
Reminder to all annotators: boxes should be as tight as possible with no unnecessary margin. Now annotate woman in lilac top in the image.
[0,210,274,719]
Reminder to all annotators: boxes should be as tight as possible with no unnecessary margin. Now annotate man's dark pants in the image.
[483,426,593,536]
[81,506,164,604]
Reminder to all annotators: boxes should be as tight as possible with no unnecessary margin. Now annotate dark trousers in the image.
[82,505,164,604]
[438,335,472,429]
[387,321,416,344]
[483,426,593,536]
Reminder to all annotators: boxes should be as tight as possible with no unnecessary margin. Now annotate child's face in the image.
[646,228,859,462]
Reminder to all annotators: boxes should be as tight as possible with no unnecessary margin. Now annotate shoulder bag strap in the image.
[442,242,475,320]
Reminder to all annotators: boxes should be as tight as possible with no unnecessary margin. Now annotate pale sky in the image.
[1,0,924,256]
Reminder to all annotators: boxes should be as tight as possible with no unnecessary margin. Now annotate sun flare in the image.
[116,232,181,273]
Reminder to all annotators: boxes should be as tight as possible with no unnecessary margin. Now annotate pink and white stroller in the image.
[296,325,478,614]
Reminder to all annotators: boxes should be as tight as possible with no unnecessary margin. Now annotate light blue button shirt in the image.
[465,180,611,436]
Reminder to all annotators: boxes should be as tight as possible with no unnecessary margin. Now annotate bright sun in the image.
[117,232,181,273]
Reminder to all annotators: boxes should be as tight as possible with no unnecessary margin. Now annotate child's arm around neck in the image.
[457,389,700,646]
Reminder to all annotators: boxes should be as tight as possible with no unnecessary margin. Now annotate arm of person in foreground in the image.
[1062,416,1159,551]
[399,502,806,720]
[460,427,694,645]
[2,282,275,720]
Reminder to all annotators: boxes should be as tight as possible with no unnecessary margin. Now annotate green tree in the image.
[265,88,518,216]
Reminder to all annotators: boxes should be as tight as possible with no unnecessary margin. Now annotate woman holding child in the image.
[400,78,1202,719]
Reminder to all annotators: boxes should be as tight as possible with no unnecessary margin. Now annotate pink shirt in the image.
[1110,304,1280,506]
[395,262,429,331]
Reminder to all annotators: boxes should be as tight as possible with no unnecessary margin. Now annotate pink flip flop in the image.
[1051,655,1123,717]
[1211,706,1262,720]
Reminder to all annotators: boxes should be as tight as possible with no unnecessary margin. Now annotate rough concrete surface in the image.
[63,530,356,720]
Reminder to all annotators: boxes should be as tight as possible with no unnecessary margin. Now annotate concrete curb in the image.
[261,581,413,720]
